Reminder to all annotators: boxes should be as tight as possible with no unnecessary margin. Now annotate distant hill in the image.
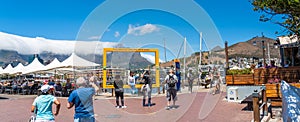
[160,36,280,68]
[228,37,280,58]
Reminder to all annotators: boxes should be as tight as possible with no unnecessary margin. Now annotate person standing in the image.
[175,67,181,92]
[141,70,153,107]
[31,84,61,122]
[187,68,195,93]
[65,79,73,96]
[67,77,99,122]
[114,74,126,108]
[212,67,221,95]
[164,69,178,110]
[128,71,136,95]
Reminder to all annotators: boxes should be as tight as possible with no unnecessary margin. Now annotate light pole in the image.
[262,40,266,66]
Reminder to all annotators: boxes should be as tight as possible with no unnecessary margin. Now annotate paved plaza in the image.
[0,86,255,122]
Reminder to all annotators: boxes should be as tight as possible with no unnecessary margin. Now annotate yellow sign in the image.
[103,48,160,88]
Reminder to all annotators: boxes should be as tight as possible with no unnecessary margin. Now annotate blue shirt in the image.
[68,88,95,119]
[32,95,57,120]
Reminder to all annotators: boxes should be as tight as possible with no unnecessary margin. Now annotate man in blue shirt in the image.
[67,77,99,122]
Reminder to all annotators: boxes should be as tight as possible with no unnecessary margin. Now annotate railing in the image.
[252,85,268,122]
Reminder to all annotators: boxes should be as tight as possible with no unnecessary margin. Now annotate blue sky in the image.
[0,0,282,60]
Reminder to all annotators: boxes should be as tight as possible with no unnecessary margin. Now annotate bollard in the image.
[262,85,268,116]
[158,87,160,94]
[253,90,260,122]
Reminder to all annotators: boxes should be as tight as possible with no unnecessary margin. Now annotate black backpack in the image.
[168,75,177,87]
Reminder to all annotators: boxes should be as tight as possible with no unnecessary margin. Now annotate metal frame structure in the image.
[102,48,160,88]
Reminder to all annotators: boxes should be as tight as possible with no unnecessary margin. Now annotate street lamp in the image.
[262,40,266,66]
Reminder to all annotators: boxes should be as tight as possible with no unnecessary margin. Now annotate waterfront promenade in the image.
[0,86,254,122]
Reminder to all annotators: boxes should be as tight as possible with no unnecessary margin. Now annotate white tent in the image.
[0,67,3,74]
[230,65,242,70]
[2,64,14,74]
[23,57,45,74]
[11,63,25,74]
[43,58,62,71]
[60,53,100,67]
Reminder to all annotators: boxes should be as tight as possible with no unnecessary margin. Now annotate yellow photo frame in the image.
[102,48,160,88]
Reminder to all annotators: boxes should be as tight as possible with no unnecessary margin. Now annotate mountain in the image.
[0,49,153,69]
[211,46,223,52]
[228,36,280,58]
[0,32,152,69]
[159,36,280,68]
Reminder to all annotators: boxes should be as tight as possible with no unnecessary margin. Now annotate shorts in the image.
[74,116,95,122]
[166,88,177,101]
[35,120,55,122]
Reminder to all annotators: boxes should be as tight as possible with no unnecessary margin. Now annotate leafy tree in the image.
[251,0,300,39]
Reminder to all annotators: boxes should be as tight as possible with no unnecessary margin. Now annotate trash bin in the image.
[228,87,238,102]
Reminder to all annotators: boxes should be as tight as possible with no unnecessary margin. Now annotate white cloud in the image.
[127,24,159,36]
[0,32,119,55]
[141,53,163,64]
[114,31,120,38]
[88,36,100,40]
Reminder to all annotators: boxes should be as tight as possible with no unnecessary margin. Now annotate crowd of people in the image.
[0,66,225,121]
[0,78,75,97]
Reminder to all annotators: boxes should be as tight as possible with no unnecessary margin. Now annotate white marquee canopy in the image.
[0,53,100,75]
[2,64,14,74]
[11,63,25,74]
[0,67,3,74]
[60,53,100,67]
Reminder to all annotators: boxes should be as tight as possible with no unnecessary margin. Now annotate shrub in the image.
[226,68,252,75]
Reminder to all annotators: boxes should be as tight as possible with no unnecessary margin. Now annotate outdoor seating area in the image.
[0,79,75,97]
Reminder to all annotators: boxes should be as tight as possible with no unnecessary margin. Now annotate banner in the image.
[281,81,300,122]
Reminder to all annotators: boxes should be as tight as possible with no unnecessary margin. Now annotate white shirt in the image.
[128,75,135,85]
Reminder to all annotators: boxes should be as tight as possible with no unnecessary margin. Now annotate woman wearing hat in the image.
[31,84,61,122]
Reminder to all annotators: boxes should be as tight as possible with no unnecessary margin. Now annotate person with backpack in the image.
[114,74,126,108]
[164,69,178,110]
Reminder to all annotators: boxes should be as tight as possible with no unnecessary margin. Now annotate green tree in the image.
[251,0,300,39]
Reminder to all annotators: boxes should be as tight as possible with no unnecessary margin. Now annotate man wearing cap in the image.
[67,77,99,122]
[31,84,61,122]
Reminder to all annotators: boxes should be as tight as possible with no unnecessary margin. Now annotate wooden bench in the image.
[266,83,300,107]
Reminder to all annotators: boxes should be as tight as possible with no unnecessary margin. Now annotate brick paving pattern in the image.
[0,89,254,122]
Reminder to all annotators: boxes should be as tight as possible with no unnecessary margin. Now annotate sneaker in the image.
[165,106,171,110]
[115,106,120,108]
[121,106,127,108]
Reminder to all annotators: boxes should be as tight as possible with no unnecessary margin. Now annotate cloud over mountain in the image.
[141,53,163,64]
[0,32,119,55]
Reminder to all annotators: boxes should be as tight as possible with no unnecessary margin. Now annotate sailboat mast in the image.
[199,32,202,68]
[183,37,187,83]
[164,39,167,62]
[267,42,270,64]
